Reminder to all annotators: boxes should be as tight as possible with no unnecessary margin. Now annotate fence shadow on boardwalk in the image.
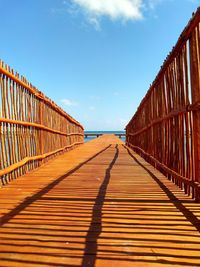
[0,144,200,267]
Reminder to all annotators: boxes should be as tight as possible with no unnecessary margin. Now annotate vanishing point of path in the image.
[0,135,200,267]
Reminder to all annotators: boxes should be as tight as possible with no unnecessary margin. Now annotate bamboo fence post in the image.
[190,25,200,201]
[39,95,44,164]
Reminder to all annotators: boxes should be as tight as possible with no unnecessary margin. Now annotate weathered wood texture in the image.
[126,8,200,201]
[0,135,200,267]
[0,61,84,185]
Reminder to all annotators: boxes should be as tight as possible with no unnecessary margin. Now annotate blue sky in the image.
[0,0,199,130]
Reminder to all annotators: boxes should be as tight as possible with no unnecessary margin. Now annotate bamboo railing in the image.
[0,60,84,186]
[126,8,200,201]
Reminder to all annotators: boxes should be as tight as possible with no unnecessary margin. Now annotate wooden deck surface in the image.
[0,135,200,267]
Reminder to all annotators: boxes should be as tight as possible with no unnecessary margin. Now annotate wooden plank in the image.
[0,135,200,267]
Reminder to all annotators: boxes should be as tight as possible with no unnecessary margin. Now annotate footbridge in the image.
[0,8,200,267]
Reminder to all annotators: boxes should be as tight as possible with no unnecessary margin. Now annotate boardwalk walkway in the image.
[0,135,200,267]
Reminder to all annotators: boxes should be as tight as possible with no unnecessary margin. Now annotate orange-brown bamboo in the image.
[126,8,200,201]
[0,61,84,185]
[0,118,84,137]
[0,66,83,129]
[0,141,83,177]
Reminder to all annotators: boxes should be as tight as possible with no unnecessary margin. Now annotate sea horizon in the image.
[84,130,126,143]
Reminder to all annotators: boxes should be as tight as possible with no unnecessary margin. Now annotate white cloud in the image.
[68,0,167,29]
[71,0,143,21]
[147,0,162,10]
[61,99,79,107]
[88,17,101,31]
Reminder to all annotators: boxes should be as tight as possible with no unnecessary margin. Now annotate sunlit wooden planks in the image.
[0,135,200,267]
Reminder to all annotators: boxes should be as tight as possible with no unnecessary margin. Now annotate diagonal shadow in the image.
[81,144,119,267]
[124,145,200,233]
[0,145,111,227]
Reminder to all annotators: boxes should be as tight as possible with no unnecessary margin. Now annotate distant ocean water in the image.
[84,131,126,143]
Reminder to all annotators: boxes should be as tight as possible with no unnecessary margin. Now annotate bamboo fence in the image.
[0,60,84,186]
[126,8,200,201]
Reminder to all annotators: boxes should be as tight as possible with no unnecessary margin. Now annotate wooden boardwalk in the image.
[0,135,200,267]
